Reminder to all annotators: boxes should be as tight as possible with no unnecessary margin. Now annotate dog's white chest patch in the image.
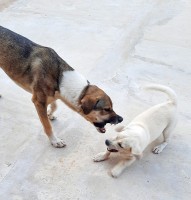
[59,70,88,105]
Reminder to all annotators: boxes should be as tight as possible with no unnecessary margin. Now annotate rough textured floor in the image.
[0,0,191,199]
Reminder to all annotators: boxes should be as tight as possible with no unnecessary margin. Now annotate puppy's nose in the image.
[105,139,110,146]
[117,115,123,123]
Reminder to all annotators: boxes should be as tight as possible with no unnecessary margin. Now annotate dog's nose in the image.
[105,139,110,146]
[117,115,123,123]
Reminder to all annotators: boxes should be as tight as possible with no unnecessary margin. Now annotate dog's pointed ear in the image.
[80,97,95,115]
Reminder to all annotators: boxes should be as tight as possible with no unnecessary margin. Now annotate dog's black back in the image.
[0,26,73,94]
[0,26,37,65]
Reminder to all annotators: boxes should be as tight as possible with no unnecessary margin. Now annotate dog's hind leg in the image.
[47,101,57,120]
[32,94,66,148]
[152,123,175,154]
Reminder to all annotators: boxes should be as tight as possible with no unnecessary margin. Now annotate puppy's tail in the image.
[145,84,177,105]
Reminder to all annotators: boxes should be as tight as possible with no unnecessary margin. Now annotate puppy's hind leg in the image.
[47,101,57,120]
[153,123,175,154]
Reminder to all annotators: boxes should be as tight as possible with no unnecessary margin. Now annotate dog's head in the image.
[80,85,123,133]
[105,131,142,156]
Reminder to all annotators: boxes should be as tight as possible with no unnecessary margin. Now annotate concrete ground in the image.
[0,0,191,199]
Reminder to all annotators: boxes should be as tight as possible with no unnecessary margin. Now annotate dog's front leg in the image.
[110,156,136,178]
[93,151,111,162]
[32,95,65,148]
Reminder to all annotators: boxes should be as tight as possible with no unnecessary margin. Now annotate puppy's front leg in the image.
[93,151,111,162]
[32,95,65,148]
[111,156,136,178]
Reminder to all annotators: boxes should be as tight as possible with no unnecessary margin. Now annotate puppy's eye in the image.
[104,108,110,112]
[118,143,123,148]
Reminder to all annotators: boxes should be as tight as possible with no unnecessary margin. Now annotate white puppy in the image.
[93,84,177,178]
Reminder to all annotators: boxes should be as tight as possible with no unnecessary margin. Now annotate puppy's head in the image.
[105,132,142,156]
[80,85,123,133]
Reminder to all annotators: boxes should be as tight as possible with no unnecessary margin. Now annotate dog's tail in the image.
[145,84,177,105]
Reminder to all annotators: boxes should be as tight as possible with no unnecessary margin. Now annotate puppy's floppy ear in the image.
[122,139,142,156]
[81,97,95,115]
[130,140,142,156]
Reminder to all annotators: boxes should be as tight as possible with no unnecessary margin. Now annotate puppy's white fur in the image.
[94,84,177,178]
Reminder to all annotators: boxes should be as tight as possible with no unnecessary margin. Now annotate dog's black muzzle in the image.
[108,115,123,125]
[93,115,123,133]
[93,115,123,128]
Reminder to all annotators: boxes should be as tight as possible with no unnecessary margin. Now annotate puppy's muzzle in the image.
[105,139,111,146]
[105,139,118,152]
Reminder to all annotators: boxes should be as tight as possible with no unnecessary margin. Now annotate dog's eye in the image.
[104,108,110,112]
[118,143,123,148]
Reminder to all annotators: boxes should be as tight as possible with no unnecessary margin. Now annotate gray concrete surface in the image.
[0,0,191,199]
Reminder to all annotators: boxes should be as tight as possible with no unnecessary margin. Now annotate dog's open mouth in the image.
[96,127,106,133]
[93,117,121,134]
[94,122,106,133]
[107,148,118,153]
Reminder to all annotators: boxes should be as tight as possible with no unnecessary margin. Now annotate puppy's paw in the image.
[152,144,165,154]
[51,138,66,148]
[93,152,109,162]
[110,168,121,178]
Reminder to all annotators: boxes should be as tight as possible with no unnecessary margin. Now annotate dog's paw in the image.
[110,168,121,178]
[51,138,66,148]
[152,144,164,154]
[93,152,109,162]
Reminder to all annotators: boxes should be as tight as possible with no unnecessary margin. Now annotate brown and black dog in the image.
[0,26,123,147]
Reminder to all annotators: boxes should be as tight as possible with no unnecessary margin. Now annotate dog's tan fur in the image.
[0,26,123,147]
